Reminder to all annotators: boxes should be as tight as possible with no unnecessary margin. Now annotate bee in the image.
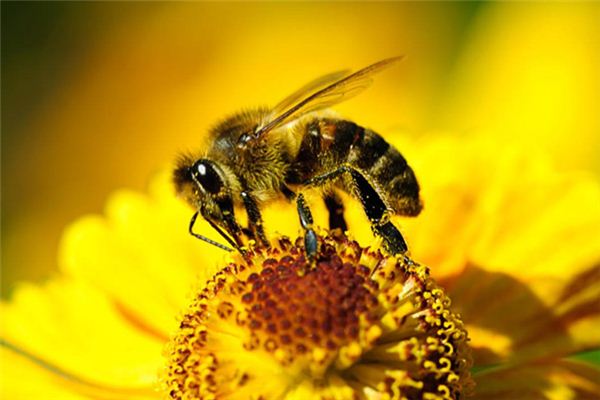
[174,57,422,259]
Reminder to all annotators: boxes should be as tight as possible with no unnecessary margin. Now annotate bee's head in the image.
[174,156,233,222]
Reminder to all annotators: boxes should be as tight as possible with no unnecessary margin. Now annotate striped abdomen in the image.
[289,118,422,217]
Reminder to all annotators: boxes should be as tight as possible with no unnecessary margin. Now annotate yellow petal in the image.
[0,345,158,400]
[1,277,163,391]
[442,265,600,367]
[472,360,600,399]
[392,135,600,366]
[401,135,600,283]
[59,170,230,336]
[0,346,88,400]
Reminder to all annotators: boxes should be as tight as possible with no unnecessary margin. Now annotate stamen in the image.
[163,232,473,399]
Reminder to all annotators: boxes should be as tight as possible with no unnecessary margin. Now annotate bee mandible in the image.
[173,57,422,259]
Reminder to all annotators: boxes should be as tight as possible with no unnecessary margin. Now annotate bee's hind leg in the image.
[241,191,269,248]
[296,193,318,261]
[349,169,408,255]
[324,192,348,232]
[306,166,408,255]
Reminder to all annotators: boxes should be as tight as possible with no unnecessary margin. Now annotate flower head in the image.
[164,233,472,399]
[2,132,600,399]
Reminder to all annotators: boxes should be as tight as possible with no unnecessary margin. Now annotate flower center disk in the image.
[164,233,473,400]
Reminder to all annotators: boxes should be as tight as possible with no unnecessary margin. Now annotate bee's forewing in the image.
[256,56,403,138]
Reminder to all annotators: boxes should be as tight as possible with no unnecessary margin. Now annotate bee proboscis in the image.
[174,57,422,258]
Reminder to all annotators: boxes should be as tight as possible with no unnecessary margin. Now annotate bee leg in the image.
[349,169,408,254]
[296,193,318,260]
[241,191,269,247]
[306,166,408,255]
[206,217,247,255]
[188,211,235,252]
[324,192,348,232]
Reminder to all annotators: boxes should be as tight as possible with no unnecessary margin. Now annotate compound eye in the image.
[192,160,223,194]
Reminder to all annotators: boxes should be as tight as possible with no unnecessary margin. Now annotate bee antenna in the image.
[189,211,234,252]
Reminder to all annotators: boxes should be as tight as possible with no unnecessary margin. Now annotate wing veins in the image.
[255,56,403,139]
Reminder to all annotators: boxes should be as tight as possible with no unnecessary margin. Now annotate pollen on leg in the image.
[163,232,473,400]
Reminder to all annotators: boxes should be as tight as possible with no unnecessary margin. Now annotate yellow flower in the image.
[2,132,600,399]
[2,4,600,398]
[163,233,472,399]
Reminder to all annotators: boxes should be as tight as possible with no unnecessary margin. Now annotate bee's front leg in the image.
[188,211,235,252]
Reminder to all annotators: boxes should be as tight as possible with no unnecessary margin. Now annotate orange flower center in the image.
[164,232,473,400]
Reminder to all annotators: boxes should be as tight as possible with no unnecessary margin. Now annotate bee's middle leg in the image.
[296,193,318,260]
[241,191,269,247]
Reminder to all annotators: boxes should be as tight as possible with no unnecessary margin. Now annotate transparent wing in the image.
[255,56,403,140]
[270,69,350,117]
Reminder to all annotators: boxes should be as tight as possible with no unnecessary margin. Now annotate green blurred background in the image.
[2,2,599,294]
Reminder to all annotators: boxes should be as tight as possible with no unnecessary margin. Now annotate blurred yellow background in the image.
[2,2,599,295]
